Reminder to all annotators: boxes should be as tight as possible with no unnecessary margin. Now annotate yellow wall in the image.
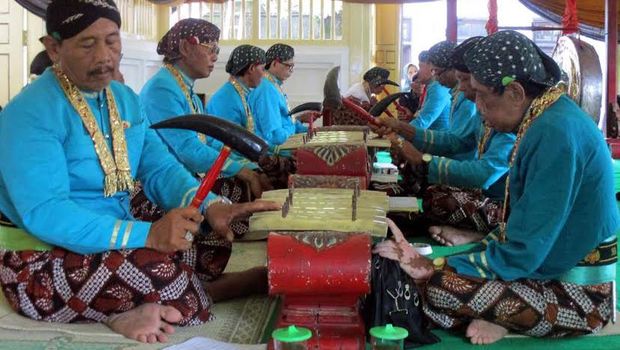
[374,3,400,90]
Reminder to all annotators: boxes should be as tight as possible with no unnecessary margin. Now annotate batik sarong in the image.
[422,185,501,233]
[423,269,613,337]
[130,177,251,238]
[0,229,231,326]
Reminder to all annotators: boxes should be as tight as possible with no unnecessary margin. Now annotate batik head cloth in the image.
[265,43,295,67]
[225,45,266,75]
[46,0,121,40]
[157,18,220,61]
[450,36,484,73]
[363,67,398,88]
[427,40,457,69]
[464,30,560,89]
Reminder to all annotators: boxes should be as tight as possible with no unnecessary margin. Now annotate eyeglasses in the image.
[278,60,295,72]
[199,43,220,55]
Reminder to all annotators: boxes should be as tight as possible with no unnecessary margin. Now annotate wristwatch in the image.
[432,257,446,271]
[422,153,433,164]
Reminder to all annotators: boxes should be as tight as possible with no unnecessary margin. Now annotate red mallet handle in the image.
[341,97,381,126]
[190,146,232,208]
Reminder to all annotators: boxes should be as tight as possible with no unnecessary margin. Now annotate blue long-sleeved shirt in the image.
[140,66,243,177]
[426,119,515,200]
[0,68,215,254]
[448,95,619,281]
[409,80,451,131]
[412,91,478,161]
[249,74,307,146]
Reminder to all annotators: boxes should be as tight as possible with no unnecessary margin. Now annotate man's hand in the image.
[237,168,265,198]
[297,111,321,124]
[146,207,203,253]
[391,137,424,165]
[397,106,414,121]
[372,219,433,281]
[206,200,281,241]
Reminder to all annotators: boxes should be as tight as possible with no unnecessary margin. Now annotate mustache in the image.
[87,66,114,76]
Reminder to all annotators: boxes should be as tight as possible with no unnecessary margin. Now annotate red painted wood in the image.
[268,233,371,295]
[296,144,370,179]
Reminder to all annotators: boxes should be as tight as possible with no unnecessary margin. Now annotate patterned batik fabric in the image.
[423,269,613,337]
[422,184,501,233]
[0,230,231,325]
[258,155,296,190]
[225,45,266,76]
[130,178,251,238]
[157,18,220,61]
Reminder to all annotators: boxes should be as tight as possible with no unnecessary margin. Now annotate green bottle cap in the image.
[272,325,312,343]
[369,323,409,340]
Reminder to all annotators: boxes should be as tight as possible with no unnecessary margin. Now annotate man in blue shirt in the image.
[139,19,269,236]
[376,38,515,242]
[249,43,308,147]
[374,30,617,345]
[0,0,277,344]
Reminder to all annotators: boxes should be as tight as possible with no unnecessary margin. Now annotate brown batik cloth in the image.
[423,270,613,337]
[422,185,502,233]
[0,229,231,326]
[130,176,252,238]
[258,155,296,190]
[324,101,373,127]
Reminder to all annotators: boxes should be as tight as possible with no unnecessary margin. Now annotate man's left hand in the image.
[391,137,423,165]
[205,200,281,241]
[372,219,433,281]
[297,111,321,124]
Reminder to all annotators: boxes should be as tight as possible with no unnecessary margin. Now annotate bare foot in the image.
[428,225,484,246]
[205,266,268,302]
[466,319,508,345]
[105,303,182,343]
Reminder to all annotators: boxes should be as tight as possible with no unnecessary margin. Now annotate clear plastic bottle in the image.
[272,325,312,350]
[369,323,409,350]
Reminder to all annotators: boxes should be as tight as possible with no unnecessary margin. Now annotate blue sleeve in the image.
[447,127,581,280]
[427,131,514,190]
[249,82,290,145]
[0,105,157,254]
[294,120,308,133]
[410,83,451,129]
[411,112,479,157]
[141,83,243,177]
[136,105,217,214]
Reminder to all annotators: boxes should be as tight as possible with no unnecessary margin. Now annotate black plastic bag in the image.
[362,253,440,348]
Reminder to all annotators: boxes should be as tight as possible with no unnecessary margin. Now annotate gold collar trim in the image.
[53,65,134,197]
[165,63,206,143]
[229,77,255,133]
[499,86,564,241]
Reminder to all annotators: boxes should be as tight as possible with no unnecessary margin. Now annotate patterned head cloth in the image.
[46,0,121,40]
[450,36,484,73]
[427,40,457,69]
[418,50,430,63]
[157,18,220,61]
[464,30,561,89]
[225,45,266,76]
[266,43,295,68]
[363,67,398,88]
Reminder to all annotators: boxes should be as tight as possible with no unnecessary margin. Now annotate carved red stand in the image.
[267,232,371,349]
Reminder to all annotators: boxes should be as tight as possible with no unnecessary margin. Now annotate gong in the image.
[552,36,602,123]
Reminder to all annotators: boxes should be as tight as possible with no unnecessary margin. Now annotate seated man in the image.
[407,47,452,131]
[139,19,268,232]
[249,43,309,147]
[374,30,618,345]
[328,66,398,126]
[208,45,294,188]
[376,37,515,239]
[0,0,277,343]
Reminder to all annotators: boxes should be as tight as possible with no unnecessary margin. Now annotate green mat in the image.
[405,238,620,349]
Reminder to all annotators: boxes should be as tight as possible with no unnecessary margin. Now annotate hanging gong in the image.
[552,36,602,123]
